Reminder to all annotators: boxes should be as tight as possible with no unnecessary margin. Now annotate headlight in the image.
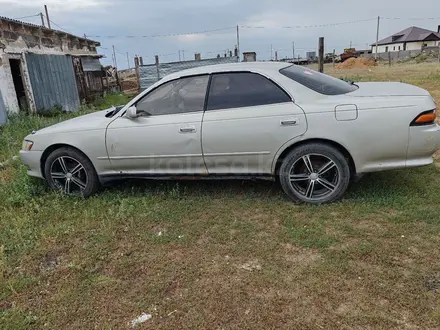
[22,140,34,151]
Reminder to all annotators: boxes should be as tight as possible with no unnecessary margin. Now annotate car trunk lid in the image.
[348,82,430,97]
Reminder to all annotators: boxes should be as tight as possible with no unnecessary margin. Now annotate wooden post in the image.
[134,56,140,93]
[139,57,144,66]
[332,49,336,68]
[438,44,440,63]
[40,13,45,27]
[236,25,240,61]
[44,5,51,29]
[388,51,391,67]
[155,55,160,81]
[292,42,295,62]
[375,16,380,60]
[318,37,324,73]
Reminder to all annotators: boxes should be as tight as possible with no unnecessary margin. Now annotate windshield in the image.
[279,65,358,95]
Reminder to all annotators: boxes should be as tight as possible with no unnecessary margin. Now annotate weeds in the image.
[1,66,440,329]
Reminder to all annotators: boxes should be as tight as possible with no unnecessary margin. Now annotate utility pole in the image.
[44,5,51,29]
[126,52,130,69]
[155,55,160,81]
[178,50,181,61]
[375,16,380,60]
[332,49,336,68]
[182,50,185,61]
[112,45,117,68]
[350,41,352,48]
[318,37,324,73]
[292,42,295,61]
[271,44,273,61]
[236,25,240,61]
[39,13,45,27]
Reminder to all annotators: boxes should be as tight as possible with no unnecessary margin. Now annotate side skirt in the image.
[99,173,275,185]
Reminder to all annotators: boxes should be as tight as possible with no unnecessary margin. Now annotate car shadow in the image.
[100,167,432,203]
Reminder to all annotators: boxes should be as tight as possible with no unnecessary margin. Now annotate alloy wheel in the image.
[288,153,340,200]
[50,156,88,194]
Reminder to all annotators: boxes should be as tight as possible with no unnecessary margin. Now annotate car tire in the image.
[44,147,99,198]
[279,143,351,204]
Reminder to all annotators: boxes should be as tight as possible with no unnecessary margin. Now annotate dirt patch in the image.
[336,57,377,70]
[237,260,262,271]
[282,243,321,265]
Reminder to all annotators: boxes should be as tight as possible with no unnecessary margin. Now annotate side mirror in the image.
[126,106,138,118]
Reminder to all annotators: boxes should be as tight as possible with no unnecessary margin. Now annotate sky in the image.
[1,0,440,69]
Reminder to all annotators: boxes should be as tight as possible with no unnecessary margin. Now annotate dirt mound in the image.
[336,57,377,69]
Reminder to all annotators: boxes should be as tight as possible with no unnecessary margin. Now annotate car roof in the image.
[164,61,292,80]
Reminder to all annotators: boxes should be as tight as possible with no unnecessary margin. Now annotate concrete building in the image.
[0,16,102,114]
[306,51,316,61]
[372,26,440,53]
[243,52,257,62]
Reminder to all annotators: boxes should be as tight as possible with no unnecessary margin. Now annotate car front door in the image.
[106,75,209,175]
[201,72,307,174]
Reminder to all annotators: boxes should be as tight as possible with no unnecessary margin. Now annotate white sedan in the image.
[20,62,440,204]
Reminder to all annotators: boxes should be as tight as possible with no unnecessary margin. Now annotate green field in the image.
[1,64,440,329]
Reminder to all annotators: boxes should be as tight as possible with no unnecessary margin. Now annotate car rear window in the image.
[279,65,358,95]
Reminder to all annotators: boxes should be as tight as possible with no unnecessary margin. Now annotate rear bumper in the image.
[19,150,44,179]
[406,124,440,166]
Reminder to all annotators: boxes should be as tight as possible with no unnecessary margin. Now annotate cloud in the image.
[177,34,207,43]
[0,0,107,11]
[1,0,440,68]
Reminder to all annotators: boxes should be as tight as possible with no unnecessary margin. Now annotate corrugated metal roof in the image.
[26,53,80,112]
[0,16,100,46]
[139,56,239,90]
[375,26,440,45]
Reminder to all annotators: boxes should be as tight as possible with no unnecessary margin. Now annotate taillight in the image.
[410,110,437,126]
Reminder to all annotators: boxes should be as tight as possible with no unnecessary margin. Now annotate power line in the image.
[241,18,377,29]
[86,26,236,39]
[38,13,71,33]
[383,16,440,21]
[48,19,70,33]
[12,14,40,20]
[82,18,378,39]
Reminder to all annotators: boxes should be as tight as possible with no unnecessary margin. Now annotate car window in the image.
[206,72,291,111]
[279,65,358,95]
[136,75,209,115]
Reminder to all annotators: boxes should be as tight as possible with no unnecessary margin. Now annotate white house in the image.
[372,26,440,53]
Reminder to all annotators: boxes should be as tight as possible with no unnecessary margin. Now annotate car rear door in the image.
[105,75,209,175]
[201,72,307,175]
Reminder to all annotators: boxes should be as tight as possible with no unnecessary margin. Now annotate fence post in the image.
[332,49,335,68]
[134,56,140,93]
[388,51,391,67]
[438,44,440,63]
[318,37,324,73]
[155,55,160,81]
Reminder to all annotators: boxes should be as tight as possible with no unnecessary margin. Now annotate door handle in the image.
[179,126,196,133]
[281,119,298,126]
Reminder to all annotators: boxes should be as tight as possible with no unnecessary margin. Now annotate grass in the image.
[1,65,440,329]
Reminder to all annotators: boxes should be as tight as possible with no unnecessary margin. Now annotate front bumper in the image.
[19,150,44,179]
[406,124,440,167]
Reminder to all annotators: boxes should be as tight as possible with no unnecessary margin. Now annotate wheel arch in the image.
[273,138,356,177]
[40,144,95,179]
